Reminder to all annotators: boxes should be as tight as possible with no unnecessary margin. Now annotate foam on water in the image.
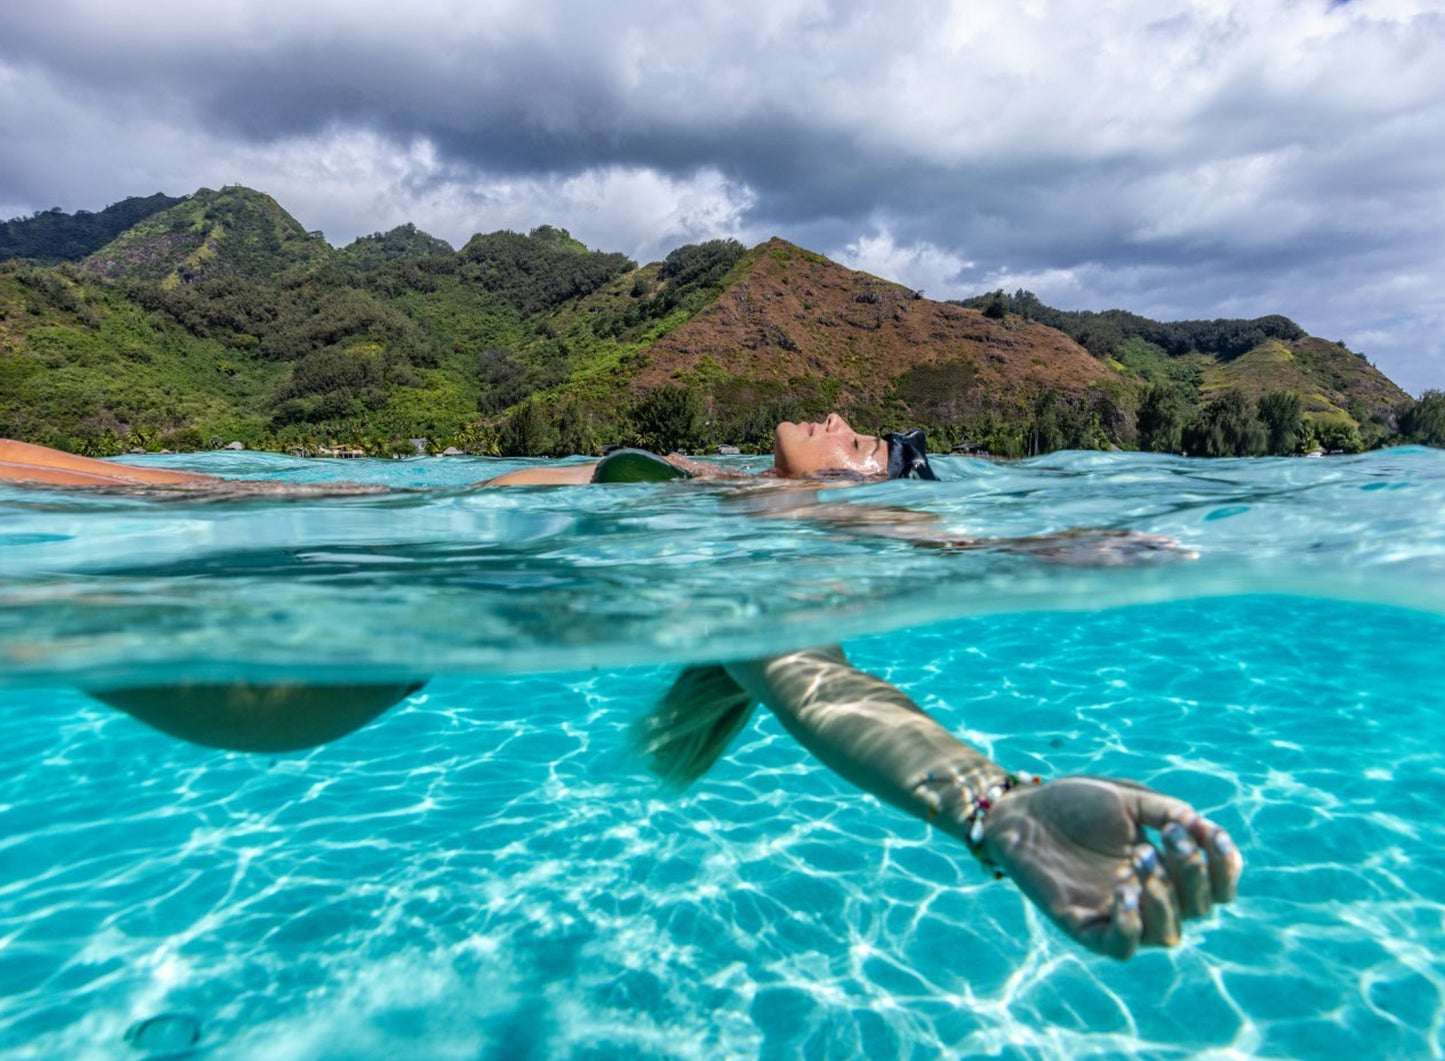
[2,450,1444,1059]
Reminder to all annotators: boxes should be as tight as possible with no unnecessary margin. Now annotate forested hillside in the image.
[0,187,1437,458]
[79,187,334,284]
[958,289,1418,454]
[0,194,184,264]
[337,224,455,271]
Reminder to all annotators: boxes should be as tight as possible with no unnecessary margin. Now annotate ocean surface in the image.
[1,448,1443,1060]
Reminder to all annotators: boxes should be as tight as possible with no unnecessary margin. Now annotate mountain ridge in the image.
[79,187,333,285]
[0,185,1427,457]
[1,193,186,264]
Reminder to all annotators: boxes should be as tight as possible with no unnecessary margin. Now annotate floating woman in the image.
[0,413,926,487]
[2,416,1242,960]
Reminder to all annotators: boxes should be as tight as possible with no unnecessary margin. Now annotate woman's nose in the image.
[824,413,844,432]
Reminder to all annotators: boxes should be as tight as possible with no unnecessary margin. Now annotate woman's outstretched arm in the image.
[720,647,1242,960]
[0,439,215,487]
[0,438,597,491]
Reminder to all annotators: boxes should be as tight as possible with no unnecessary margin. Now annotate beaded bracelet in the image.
[913,768,1044,879]
[966,771,1044,878]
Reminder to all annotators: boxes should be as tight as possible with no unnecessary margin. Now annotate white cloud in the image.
[834,229,974,300]
[471,166,759,264]
[976,266,1089,305]
[0,67,757,258]
[222,140,759,260]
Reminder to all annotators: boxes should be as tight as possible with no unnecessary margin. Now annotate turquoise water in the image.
[1,449,1444,1059]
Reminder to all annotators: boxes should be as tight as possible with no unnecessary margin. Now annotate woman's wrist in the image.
[909,761,1007,827]
[911,766,1043,877]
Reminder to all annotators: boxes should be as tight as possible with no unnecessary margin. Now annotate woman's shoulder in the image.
[474,462,601,487]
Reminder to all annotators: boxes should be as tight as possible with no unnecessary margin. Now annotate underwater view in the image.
[2,448,1444,1060]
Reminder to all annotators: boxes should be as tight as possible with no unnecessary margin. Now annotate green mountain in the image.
[80,186,333,285]
[0,192,646,453]
[0,185,1433,458]
[958,289,1412,451]
[337,224,454,271]
[956,291,1311,362]
[0,193,185,264]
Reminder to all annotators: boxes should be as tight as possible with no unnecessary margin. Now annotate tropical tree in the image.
[629,386,703,454]
[1182,389,1267,457]
[498,398,553,457]
[549,399,602,457]
[1316,420,1365,454]
[1136,383,1185,453]
[1400,390,1445,447]
[1256,390,1304,455]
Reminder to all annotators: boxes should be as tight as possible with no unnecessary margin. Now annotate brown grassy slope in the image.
[632,238,1123,413]
[1204,337,1409,422]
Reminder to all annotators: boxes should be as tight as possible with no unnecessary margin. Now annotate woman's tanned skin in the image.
[0,439,215,487]
[0,413,887,488]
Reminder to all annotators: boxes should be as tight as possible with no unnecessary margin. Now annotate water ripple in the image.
[3,449,1445,688]
[1,597,1442,1059]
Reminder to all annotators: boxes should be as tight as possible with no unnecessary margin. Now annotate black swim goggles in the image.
[885,428,938,480]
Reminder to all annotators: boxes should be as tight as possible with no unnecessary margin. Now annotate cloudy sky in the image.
[2,0,1442,393]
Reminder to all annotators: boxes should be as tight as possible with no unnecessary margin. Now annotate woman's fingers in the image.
[1162,822,1213,918]
[1128,786,1198,831]
[1130,788,1245,906]
[1167,811,1243,902]
[1202,821,1243,903]
[1074,880,1144,960]
[1134,844,1182,946]
[1105,880,1145,959]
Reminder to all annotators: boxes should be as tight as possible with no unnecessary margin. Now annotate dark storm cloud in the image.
[1,0,1442,391]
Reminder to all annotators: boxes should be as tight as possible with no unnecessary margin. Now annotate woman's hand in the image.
[980,776,1242,959]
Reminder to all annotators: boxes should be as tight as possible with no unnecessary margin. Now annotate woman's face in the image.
[773,413,888,477]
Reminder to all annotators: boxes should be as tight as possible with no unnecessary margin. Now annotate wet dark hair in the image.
[886,429,938,480]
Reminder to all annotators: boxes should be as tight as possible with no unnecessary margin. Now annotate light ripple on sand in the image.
[0,597,1442,1058]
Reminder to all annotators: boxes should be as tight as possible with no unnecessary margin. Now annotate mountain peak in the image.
[337,223,454,271]
[630,236,1117,415]
[81,185,332,285]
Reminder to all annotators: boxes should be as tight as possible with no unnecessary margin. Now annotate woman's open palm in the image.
[981,776,1243,959]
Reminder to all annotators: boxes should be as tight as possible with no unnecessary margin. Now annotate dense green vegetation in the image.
[949,289,1420,457]
[0,260,287,453]
[959,289,1307,361]
[1136,383,1187,453]
[82,187,333,284]
[1399,390,1445,447]
[0,194,184,263]
[0,187,1432,458]
[337,224,454,271]
[454,226,637,316]
[0,191,753,454]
